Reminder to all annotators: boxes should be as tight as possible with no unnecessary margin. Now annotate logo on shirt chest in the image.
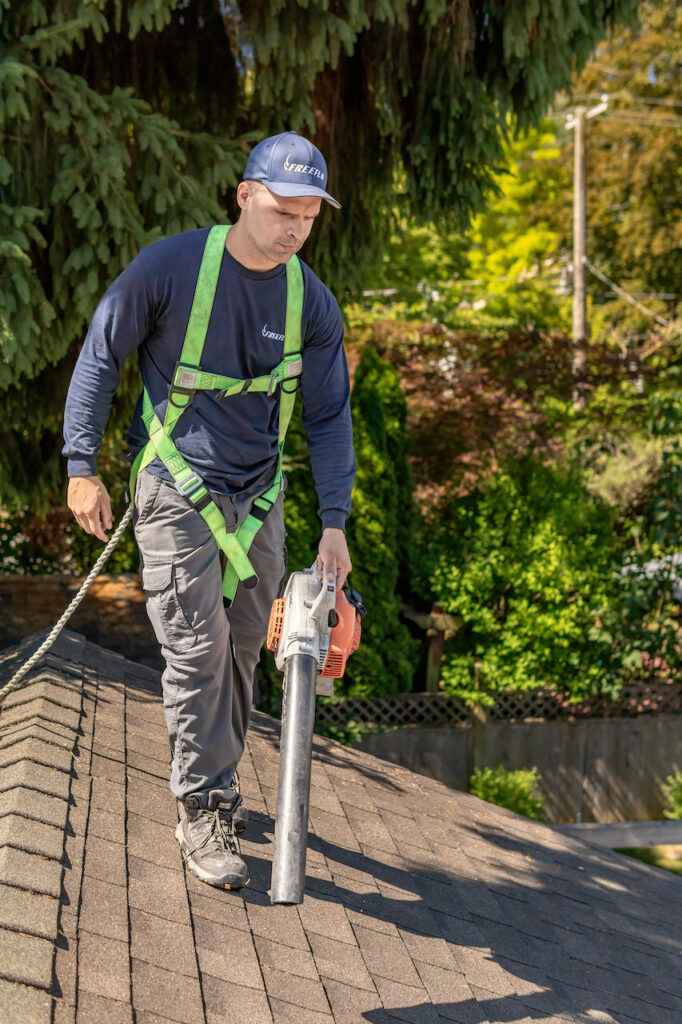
[261,322,285,343]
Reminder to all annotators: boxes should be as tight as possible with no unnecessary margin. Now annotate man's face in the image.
[237,182,322,268]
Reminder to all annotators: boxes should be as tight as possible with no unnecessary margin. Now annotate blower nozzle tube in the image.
[269,652,318,905]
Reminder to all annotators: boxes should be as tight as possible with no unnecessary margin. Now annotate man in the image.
[63,132,355,890]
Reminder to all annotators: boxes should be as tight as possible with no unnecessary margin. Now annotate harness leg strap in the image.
[195,500,259,590]
[221,482,281,604]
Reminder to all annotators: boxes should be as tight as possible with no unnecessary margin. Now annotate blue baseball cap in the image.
[243,131,341,209]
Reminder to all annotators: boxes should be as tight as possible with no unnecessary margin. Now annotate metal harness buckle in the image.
[175,472,204,500]
[268,354,303,397]
[169,361,202,408]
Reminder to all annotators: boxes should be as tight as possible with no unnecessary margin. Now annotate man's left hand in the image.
[317,528,352,588]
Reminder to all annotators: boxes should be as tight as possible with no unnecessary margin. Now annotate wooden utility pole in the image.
[567,97,608,408]
[572,105,587,407]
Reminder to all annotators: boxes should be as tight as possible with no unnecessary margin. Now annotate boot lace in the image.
[187,806,241,858]
[214,807,241,856]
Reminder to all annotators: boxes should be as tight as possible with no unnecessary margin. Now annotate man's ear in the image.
[236,181,251,210]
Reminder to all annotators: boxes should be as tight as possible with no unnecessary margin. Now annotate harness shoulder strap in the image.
[279,254,304,449]
[163,224,229,434]
[129,224,230,495]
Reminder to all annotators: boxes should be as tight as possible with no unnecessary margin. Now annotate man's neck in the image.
[225,222,278,272]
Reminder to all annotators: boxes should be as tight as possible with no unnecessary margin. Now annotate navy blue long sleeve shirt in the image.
[63,227,355,530]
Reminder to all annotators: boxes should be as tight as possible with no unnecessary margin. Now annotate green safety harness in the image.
[128,224,304,604]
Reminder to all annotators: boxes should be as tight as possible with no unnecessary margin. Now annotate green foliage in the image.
[245,0,637,293]
[585,436,665,514]
[361,121,572,335]
[313,707,372,748]
[415,425,682,694]
[1,0,656,710]
[281,406,328,577]
[421,458,621,699]
[469,765,547,821]
[0,499,138,575]
[343,346,418,697]
[592,559,682,683]
[0,429,139,573]
[356,0,682,349]
[1,1,244,509]
[1,0,638,511]
[590,437,682,682]
[556,354,682,534]
[559,0,682,342]
[618,846,682,877]
[632,439,682,553]
[662,772,682,821]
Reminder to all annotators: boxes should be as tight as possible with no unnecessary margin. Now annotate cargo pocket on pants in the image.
[134,472,162,528]
[141,562,197,654]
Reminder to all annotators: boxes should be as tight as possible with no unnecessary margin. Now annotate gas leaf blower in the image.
[266,564,365,904]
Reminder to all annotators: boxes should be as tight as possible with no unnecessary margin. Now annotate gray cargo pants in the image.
[133,470,286,807]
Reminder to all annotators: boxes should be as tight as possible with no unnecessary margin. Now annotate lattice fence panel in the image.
[316,693,470,728]
[316,683,682,729]
[489,684,682,720]
[606,684,682,716]
[488,689,607,721]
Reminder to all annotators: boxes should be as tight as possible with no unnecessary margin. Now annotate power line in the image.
[623,95,682,110]
[583,256,670,326]
[552,97,682,132]
[602,109,682,122]
[550,98,682,362]
[600,112,682,130]
[569,92,682,110]
[582,256,682,346]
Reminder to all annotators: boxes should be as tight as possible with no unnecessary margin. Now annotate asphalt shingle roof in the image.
[0,629,681,1024]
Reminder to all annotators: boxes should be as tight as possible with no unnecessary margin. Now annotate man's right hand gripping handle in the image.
[67,476,113,542]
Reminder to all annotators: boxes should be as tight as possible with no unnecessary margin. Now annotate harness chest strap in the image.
[170,352,303,404]
[129,224,304,601]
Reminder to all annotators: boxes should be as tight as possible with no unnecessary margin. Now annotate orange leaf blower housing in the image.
[267,584,364,680]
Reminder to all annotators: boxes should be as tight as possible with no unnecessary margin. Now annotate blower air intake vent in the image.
[266,598,285,652]
[321,651,345,678]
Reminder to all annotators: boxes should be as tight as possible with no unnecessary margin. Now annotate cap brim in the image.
[263,181,341,209]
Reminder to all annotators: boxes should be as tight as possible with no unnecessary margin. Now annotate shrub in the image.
[596,439,682,684]
[663,772,682,821]
[421,457,622,700]
[469,765,547,821]
[342,346,419,697]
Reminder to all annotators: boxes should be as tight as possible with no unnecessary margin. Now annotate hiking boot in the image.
[229,769,248,834]
[176,796,249,890]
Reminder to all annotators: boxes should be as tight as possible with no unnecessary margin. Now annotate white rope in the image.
[0,505,134,699]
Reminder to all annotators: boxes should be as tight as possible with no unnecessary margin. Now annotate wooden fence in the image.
[336,688,682,825]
